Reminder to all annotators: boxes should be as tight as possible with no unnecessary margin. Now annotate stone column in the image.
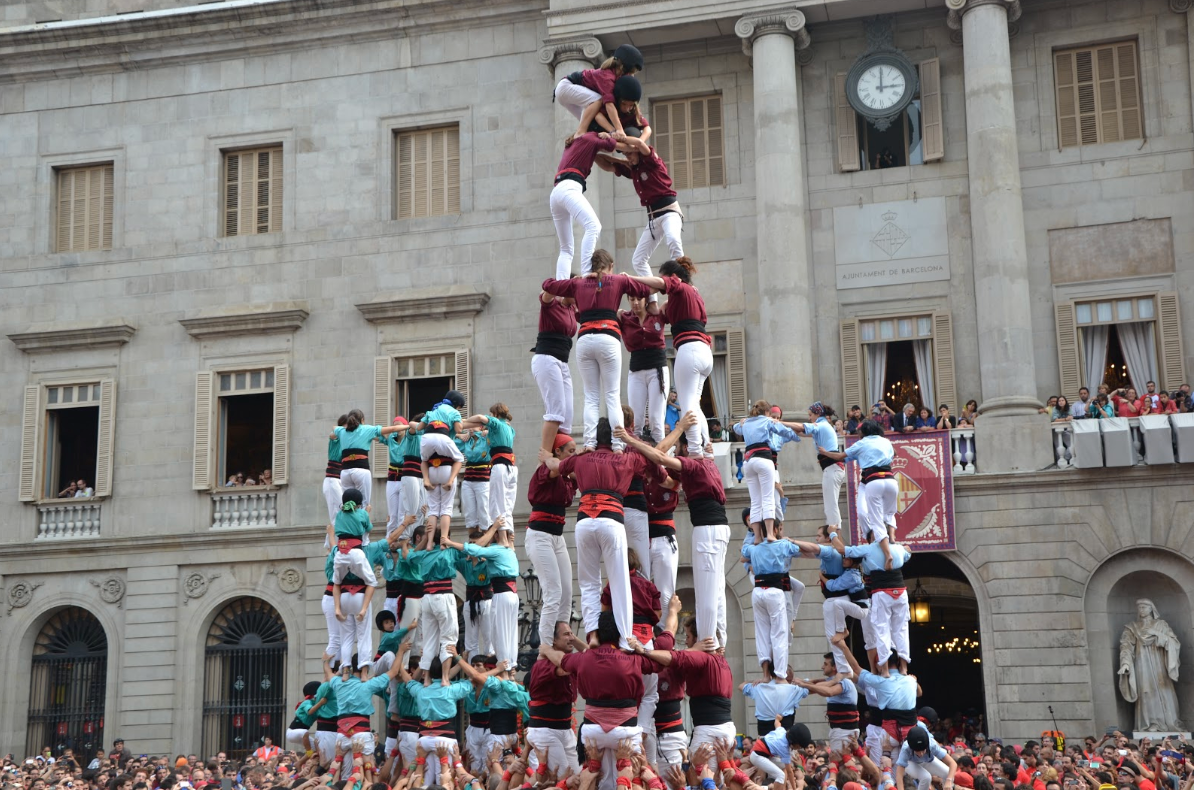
[946,0,1050,473]
[1172,1,1194,135]
[736,10,818,484]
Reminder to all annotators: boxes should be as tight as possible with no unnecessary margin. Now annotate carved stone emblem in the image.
[6,580,42,614]
[276,566,304,594]
[183,572,221,605]
[90,576,126,607]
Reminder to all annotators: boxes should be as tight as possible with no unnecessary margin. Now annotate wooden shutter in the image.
[396,127,460,218]
[193,371,214,490]
[1054,302,1082,402]
[651,97,723,190]
[372,357,393,479]
[839,320,864,417]
[271,364,290,486]
[455,350,471,417]
[56,164,113,252]
[224,147,281,236]
[919,59,944,163]
[1157,292,1185,392]
[19,385,40,502]
[835,74,861,173]
[94,379,116,498]
[932,313,957,413]
[726,328,748,420]
[1055,42,1140,148]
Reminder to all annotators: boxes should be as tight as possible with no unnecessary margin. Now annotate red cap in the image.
[954,773,974,788]
[843,782,866,790]
[392,416,408,425]
[552,432,574,451]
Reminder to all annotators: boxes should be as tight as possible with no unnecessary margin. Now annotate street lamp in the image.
[517,567,542,672]
[910,578,931,624]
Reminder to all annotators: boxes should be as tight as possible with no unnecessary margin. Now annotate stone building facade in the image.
[1,0,1194,756]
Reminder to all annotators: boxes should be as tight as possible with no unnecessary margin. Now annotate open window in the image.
[193,366,289,490]
[840,313,957,416]
[19,381,115,502]
[372,351,470,477]
[836,58,943,173]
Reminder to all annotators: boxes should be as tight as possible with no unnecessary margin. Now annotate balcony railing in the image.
[211,490,277,529]
[1051,414,1194,468]
[949,428,976,475]
[37,500,102,539]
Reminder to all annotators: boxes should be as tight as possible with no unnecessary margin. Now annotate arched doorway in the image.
[25,608,108,757]
[202,598,288,759]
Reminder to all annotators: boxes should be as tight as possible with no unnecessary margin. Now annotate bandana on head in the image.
[552,432,574,452]
[392,416,408,425]
[808,402,824,416]
[341,501,358,512]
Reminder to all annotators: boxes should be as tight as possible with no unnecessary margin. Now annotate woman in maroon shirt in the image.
[543,250,653,452]
[626,257,713,454]
[525,431,577,648]
[531,290,578,454]
[550,131,618,280]
[620,294,670,443]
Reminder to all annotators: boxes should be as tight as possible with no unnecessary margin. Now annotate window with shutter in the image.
[55,164,114,252]
[726,328,748,420]
[931,313,956,411]
[222,146,283,236]
[835,75,861,173]
[94,380,116,498]
[1157,292,1185,392]
[1054,41,1141,148]
[30,382,112,501]
[271,365,290,486]
[373,357,394,479]
[202,368,279,489]
[455,350,471,416]
[1054,302,1082,402]
[651,95,725,190]
[839,320,864,413]
[193,372,214,490]
[20,385,40,502]
[919,59,944,163]
[394,126,461,218]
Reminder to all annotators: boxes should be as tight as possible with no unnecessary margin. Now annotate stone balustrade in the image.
[1052,414,1194,468]
[37,500,102,539]
[211,490,277,529]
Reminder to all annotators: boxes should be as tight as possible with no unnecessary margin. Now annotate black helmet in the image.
[444,390,465,408]
[613,44,644,72]
[907,727,930,751]
[342,487,364,507]
[613,75,642,103]
[623,126,643,139]
[302,680,321,697]
[786,723,813,749]
[918,706,939,726]
[375,609,396,631]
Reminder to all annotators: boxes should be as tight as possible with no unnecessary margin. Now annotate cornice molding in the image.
[179,302,309,339]
[537,37,604,74]
[734,8,811,59]
[946,0,1022,31]
[8,320,136,353]
[356,286,490,324]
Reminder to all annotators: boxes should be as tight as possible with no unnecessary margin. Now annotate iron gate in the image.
[26,608,108,757]
[201,598,287,759]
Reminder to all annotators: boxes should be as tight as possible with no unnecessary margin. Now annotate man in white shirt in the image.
[1072,388,1090,419]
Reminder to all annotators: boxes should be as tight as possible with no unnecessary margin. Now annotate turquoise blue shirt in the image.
[464,686,489,715]
[484,416,515,448]
[463,543,519,578]
[844,435,894,468]
[293,698,317,728]
[396,429,422,458]
[410,546,465,582]
[385,433,406,465]
[457,435,490,465]
[762,727,795,763]
[335,424,384,452]
[377,626,412,656]
[313,679,339,718]
[328,436,341,463]
[818,543,845,577]
[858,669,916,711]
[457,554,490,586]
[331,674,391,716]
[424,403,462,430]
[743,681,807,721]
[325,540,389,583]
[482,676,530,717]
[844,541,910,575]
[334,507,373,539]
[801,417,840,454]
[406,679,475,721]
[733,415,800,451]
[396,680,420,718]
[394,550,424,582]
[740,540,801,576]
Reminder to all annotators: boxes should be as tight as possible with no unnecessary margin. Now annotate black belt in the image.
[554,171,586,190]
[386,579,404,596]
[818,452,843,470]
[425,579,454,595]
[861,464,894,484]
[745,442,775,463]
[492,576,517,595]
[690,695,732,726]
[316,719,338,732]
[340,449,370,470]
[629,347,667,372]
[757,714,794,735]
[288,718,306,731]
[689,497,726,527]
[399,716,421,733]
[647,195,679,215]
[534,332,574,363]
[754,573,790,590]
[827,702,860,727]
[489,709,519,736]
[465,584,493,601]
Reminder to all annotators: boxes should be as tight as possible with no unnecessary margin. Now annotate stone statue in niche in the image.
[1118,598,1183,732]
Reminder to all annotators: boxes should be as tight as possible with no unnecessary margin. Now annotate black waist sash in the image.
[861,464,893,484]
[654,698,684,733]
[827,702,860,727]
[866,569,906,591]
[340,447,370,470]
[629,347,667,372]
[882,708,917,726]
[754,573,791,590]
[529,701,574,730]
[689,695,732,726]
[689,497,727,527]
[529,503,568,536]
[489,709,520,736]
[534,332,574,363]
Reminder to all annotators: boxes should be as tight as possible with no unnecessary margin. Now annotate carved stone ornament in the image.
[90,576,126,608]
[537,37,604,73]
[270,565,305,595]
[182,571,221,605]
[1172,0,1193,13]
[7,580,43,615]
[946,0,1022,31]
[735,9,811,58]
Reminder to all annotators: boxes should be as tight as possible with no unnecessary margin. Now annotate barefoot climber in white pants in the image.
[531,291,578,454]
[526,433,578,647]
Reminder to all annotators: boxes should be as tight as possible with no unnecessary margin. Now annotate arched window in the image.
[26,608,108,757]
[202,598,287,759]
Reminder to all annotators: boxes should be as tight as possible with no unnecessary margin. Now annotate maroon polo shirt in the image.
[539,297,578,336]
[677,456,725,504]
[558,448,656,496]
[559,645,657,703]
[619,310,667,352]
[542,274,653,316]
[557,132,618,179]
[527,463,577,508]
[611,149,677,207]
[670,649,733,699]
[600,569,661,620]
[578,68,618,105]
[654,631,686,702]
[661,275,708,327]
[646,474,680,516]
[528,657,577,706]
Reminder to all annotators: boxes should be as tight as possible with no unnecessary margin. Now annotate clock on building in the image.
[846,52,919,131]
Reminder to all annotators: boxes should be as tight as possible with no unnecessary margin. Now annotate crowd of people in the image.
[223,470,276,488]
[1042,383,1194,423]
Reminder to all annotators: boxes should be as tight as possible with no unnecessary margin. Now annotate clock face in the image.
[855,64,907,111]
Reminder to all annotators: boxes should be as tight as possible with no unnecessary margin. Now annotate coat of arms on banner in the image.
[844,431,956,552]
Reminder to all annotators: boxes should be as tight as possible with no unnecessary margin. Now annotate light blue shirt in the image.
[424,403,462,430]
[824,567,864,594]
[743,681,808,722]
[844,541,910,575]
[895,739,948,767]
[734,415,800,452]
[463,543,520,578]
[826,677,858,707]
[406,679,476,721]
[844,435,895,468]
[335,424,384,452]
[761,728,795,764]
[818,543,845,577]
[801,417,840,454]
[741,540,801,576]
[858,670,916,711]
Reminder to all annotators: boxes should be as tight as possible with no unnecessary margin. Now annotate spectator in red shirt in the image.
[1111,387,1150,417]
[1157,391,1180,414]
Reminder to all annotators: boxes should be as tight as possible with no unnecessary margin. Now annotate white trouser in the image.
[862,477,898,541]
[579,724,641,790]
[577,334,625,451]
[323,476,343,525]
[463,597,492,657]
[554,78,601,121]
[322,593,342,660]
[866,723,888,765]
[285,728,309,748]
[490,589,519,667]
[385,480,406,536]
[627,366,671,444]
[340,467,372,506]
[526,528,573,646]
[871,588,910,663]
[419,592,459,669]
[630,211,683,277]
[752,585,789,675]
[333,547,378,586]
[657,731,687,767]
[674,341,713,451]
[397,476,426,536]
[576,516,631,648]
[750,752,786,784]
[425,464,457,518]
[336,591,373,670]
[416,737,458,783]
[461,479,490,530]
[397,731,417,767]
[822,463,846,527]
[692,524,730,648]
[399,595,422,654]
[527,728,579,775]
[532,353,574,433]
[828,727,860,754]
[787,576,806,632]
[624,508,650,579]
[824,595,872,673]
[464,726,489,773]
[650,533,679,625]
[488,463,518,531]
[483,732,518,762]
[639,672,658,763]
[743,456,777,524]
[905,758,952,790]
[315,730,339,763]
[336,731,376,765]
[690,722,737,755]
[421,432,464,461]
[550,179,601,279]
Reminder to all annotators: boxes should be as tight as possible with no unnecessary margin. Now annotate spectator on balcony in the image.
[959,400,978,427]
[1144,381,1161,411]
[1072,388,1091,419]
[57,481,78,498]
[1037,395,1057,415]
[74,479,93,497]
[1157,391,1180,414]
[244,476,257,486]
[846,405,864,435]
[936,405,957,431]
[1111,387,1149,417]
[1050,396,1072,423]
[914,407,935,431]
[261,469,273,487]
[891,403,917,433]
[709,419,729,442]
[1092,393,1115,419]
[871,402,894,432]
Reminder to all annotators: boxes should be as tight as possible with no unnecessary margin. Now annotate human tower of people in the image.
[281,44,949,790]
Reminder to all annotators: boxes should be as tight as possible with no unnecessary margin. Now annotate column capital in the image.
[945,0,1021,31]
[1172,0,1193,13]
[537,37,604,74]
[734,8,810,58]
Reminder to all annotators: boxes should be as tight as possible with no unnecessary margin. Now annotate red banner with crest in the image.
[844,430,956,552]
